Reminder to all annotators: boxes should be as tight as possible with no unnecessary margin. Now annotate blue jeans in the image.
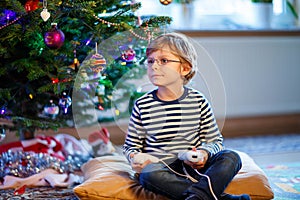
[139,150,242,200]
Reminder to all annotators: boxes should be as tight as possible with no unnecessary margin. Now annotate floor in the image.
[223,133,300,166]
[251,151,300,166]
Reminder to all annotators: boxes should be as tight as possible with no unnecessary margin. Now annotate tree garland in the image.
[0,15,24,30]
[92,13,153,41]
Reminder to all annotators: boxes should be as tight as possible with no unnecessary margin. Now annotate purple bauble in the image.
[44,23,65,49]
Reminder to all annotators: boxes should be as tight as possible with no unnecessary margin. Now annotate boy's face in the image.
[147,48,190,88]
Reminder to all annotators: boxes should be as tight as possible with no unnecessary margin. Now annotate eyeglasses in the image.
[146,58,181,67]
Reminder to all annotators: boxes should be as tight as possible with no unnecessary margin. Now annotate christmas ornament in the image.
[97,104,104,110]
[44,23,65,49]
[136,15,142,26]
[95,84,105,97]
[96,84,105,105]
[44,100,59,119]
[25,0,40,12]
[159,0,173,5]
[14,185,26,195]
[91,54,106,72]
[121,46,136,63]
[51,77,59,84]
[95,76,113,110]
[90,43,106,75]
[40,0,50,22]
[59,92,72,114]
[41,9,50,22]
[0,128,6,142]
[96,77,105,106]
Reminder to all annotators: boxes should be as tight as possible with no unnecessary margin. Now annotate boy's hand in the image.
[129,153,152,173]
[184,150,208,170]
[131,160,152,173]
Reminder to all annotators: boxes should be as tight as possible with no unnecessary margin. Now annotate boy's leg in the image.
[184,150,245,199]
[139,160,193,200]
[139,150,249,200]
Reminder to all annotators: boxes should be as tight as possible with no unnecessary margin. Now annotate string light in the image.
[92,14,152,41]
[1,9,153,41]
[1,107,6,115]
[0,15,24,30]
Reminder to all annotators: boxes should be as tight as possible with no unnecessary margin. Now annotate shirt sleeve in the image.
[198,97,224,157]
[123,102,146,161]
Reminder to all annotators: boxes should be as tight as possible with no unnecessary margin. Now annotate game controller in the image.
[178,150,204,163]
[132,153,160,164]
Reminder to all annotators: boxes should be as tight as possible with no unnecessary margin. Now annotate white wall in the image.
[187,36,300,117]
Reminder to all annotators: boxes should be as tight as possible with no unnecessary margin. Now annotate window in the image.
[137,0,299,30]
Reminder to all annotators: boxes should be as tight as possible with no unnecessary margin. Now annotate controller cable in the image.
[159,159,218,200]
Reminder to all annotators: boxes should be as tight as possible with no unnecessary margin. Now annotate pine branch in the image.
[0,0,172,132]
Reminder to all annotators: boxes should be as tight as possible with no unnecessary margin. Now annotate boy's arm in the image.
[123,104,145,161]
[198,98,224,157]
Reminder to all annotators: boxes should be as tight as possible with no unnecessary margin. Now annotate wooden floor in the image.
[2,113,300,145]
[221,113,300,138]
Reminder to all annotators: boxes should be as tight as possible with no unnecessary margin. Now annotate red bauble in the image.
[44,23,65,49]
[25,0,39,12]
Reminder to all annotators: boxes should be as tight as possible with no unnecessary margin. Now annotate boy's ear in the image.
[181,63,192,76]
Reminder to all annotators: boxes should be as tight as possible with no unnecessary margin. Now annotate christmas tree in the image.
[0,0,171,139]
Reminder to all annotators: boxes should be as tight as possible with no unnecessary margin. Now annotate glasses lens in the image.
[160,59,169,65]
[146,59,155,66]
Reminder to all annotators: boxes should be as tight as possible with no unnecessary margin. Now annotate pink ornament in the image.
[44,23,65,49]
[121,46,136,62]
[44,99,59,119]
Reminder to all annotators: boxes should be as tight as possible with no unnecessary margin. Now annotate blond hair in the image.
[146,32,197,84]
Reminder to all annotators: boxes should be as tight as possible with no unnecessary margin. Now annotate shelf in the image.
[178,29,300,37]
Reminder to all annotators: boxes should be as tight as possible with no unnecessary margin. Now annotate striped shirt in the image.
[123,87,223,161]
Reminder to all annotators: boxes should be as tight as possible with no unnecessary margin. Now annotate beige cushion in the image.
[73,151,274,200]
[225,151,274,199]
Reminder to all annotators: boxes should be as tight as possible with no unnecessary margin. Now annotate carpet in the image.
[261,162,300,200]
[1,134,299,199]
[224,133,300,200]
[0,186,78,200]
[223,133,300,156]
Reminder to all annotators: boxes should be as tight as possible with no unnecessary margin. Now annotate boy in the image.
[123,32,250,200]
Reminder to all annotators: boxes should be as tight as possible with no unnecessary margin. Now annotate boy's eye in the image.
[160,58,169,64]
[147,59,155,64]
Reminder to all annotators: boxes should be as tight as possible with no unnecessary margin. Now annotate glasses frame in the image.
[146,58,182,67]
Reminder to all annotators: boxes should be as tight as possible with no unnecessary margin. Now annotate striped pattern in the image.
[123,87,223,160]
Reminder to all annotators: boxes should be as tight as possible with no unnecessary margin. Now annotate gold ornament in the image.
[159,0,173,5]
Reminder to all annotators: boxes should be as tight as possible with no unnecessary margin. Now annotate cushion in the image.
[225,151,274,200]
[73,151,274,200]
